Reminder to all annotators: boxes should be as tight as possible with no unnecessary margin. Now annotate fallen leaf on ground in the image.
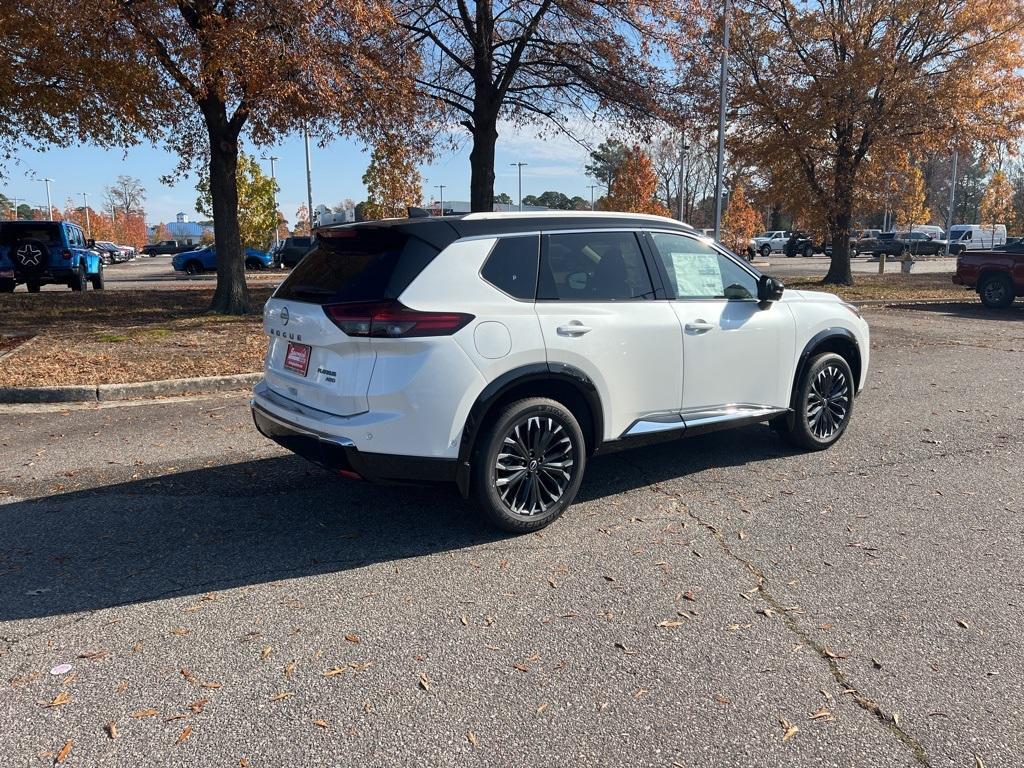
[200,681,221,689]
[810,707,834,721]
[104,721,118,739]
[537,702,549,714]
[180,668,197,683]
[313,719,328,729]
[957,619,970,629]
[115,681,129,693]
[175,725,192,744]
[467,730,478,746]
[780,718,799,742]
[350,661,374,672]
[283,661,296,678]
[322,667,347,678]
[418,672,432,691]
[974,755,985,768]
[713,694,731,705]
[823,647,850,660]
[164,714,188,722]
[78,649,108,661]
[169,627,189,637]
[131,708,158,719]
[269,692,294,702]
[260,645,272,660]
[682,591,697,602]
[41,691,71,708]
[658,619,685,627]
[55,740,72,764]
[344,634,360,643]
[189,699,209,713]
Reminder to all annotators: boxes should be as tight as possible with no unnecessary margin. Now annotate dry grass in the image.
[783,272,970,302]
[0,287,274,387]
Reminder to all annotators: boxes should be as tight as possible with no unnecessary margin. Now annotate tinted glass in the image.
[539,231,654,301]
[0,221,63,247]
[650,232,758,300]
[481,235,539,300]
[275,227,439,304]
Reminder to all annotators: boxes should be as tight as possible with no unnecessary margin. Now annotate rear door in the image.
[264,227,440,416]
[534,229,683,440]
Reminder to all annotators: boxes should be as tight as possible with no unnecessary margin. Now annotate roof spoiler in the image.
[407,206,432,218]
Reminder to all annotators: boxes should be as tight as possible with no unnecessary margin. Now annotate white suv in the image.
[252,212,869,532]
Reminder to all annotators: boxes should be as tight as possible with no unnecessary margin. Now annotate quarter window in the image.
[481,235,539,300]
[539,231,655,301]
[650,232,758,300]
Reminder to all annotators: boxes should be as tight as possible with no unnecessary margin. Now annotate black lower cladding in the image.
[251,407,457,485]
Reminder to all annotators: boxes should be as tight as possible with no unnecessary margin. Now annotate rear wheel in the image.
[775,353,854,451]
[245,258,263,271]
[26,280,41,293]
[760,244,771,258]
[803,243,814,257]
[978,273,1014,308]
[69,264,88,292]
[472,398,586,533]
[184,260,202,276]
[0,279,14,293]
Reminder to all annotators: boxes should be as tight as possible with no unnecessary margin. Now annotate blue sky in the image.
[2,120,607,225]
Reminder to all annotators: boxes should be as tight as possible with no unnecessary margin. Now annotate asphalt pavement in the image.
[29,255,290,292]
[1,302,1022,766]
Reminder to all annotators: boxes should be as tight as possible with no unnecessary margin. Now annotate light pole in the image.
[510,162,528,211]
[587,184,600,211]
[10,196,20,220]
[303,126,314,231]
[945,149,959,256]
[267,155,280,248]
[678,138,690,221]
[712,0,731,239]
[43,178,53,219]
[434,185,446,215]
[81,193,91,238]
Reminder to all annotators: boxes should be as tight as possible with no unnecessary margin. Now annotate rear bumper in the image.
[251,391,456,485]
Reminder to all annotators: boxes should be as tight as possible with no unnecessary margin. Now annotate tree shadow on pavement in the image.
[0,425,793,622]
[888,301,1024,320]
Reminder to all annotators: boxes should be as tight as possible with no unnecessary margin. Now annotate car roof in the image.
[318,211,695,251]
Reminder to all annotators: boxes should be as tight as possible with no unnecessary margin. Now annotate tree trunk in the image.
[206,110,249,315]
[823,154,855,286]
[469,114,498,212]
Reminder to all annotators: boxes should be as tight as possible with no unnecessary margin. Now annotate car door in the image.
[645,230,796,416]
[534,229,683,441]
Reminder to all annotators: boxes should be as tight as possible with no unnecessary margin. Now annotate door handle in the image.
[556,321,592,337]
[684,320,714,333]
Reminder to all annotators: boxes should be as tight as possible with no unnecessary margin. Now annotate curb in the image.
[0,372,263,404]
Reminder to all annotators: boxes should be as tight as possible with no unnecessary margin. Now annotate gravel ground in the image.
[0,302,1022,767]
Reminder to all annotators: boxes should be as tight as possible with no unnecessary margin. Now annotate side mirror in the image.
[757,274,784,302]
[87,239,96,248]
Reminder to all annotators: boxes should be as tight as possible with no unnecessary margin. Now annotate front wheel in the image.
[803,244,814,258]
[472,398,587,533]
[774,352,855,451]
[90,265,105,290]
[69,264,88,292]
[760,244,772,258]
[184,261,202,276]
[245,258,263,271]
[979,273,1014,308]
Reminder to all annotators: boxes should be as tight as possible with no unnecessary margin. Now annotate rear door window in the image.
[538,231,655,301]
[481,235,539,300]
[275,227,440,304]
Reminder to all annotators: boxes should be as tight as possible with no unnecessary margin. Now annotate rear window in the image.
[275,227,439,304]
[0,222,62,247]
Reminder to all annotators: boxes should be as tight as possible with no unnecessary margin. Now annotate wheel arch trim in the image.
[455,362,604,497]
[792,328,862,406]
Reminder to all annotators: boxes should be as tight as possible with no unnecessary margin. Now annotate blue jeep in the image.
[172,245,274,276]
[0,220,104,293]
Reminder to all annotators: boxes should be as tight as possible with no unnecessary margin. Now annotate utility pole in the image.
[10,197,20,220]
[268,155,280,248]
[713,0,731,239]
[945,149,959,256]
[587,184,600,211]
[43,178,53,219]
[303,125,314,232]
[434,185,446,215]
[81,193,91,238]
[678,137,690,221]
[510,162,527,211]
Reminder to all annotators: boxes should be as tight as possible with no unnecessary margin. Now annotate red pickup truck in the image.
[953,243,1024,308]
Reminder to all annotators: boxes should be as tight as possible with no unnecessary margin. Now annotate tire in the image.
[472,397,587,533]
[775,352,855,451]
[90,264,105,290]
[803,244,814,258]
[69,264,88,292]
[978,273,1014,309]
[184,260,202,276]
[0,279,15,293]
[850,246,859,258]
[26,280,41,293]
[245,258,263,271]
[760,244,772,258]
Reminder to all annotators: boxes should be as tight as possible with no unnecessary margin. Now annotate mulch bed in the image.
[0,287,273,387]
[783,272,971,302]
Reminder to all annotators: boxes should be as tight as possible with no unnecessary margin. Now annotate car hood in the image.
[780,288,843,303]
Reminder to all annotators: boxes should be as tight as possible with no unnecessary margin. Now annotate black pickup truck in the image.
[141,240,199,257]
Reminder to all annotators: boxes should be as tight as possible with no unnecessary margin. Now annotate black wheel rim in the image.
[806,365,850,440]
[983,280,1006,304]
[494,415,575,517]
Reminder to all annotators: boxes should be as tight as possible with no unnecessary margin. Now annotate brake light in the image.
[323,300,474,338]
[62,249,72,260]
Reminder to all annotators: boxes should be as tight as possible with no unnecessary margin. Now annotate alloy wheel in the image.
[494,416,575,516]
[806,365,850,440]
[982,279,1007,305]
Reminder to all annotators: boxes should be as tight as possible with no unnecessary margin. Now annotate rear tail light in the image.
[323,300,474,338]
